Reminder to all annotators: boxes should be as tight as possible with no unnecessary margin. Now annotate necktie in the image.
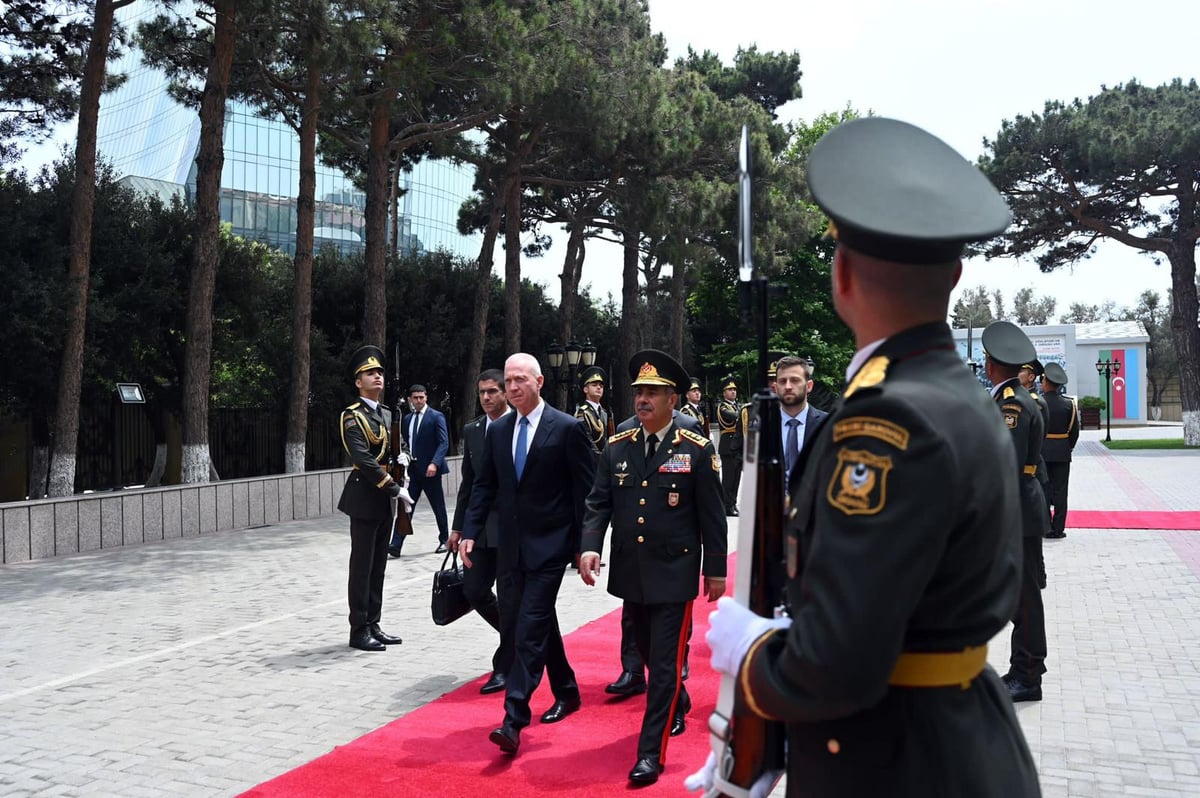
[514,416,529,479]
[785,418,800,476]
[411,411,422,442]
[646,433,659,461]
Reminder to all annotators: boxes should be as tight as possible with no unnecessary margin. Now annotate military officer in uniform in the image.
[716,378,743,516]
[695,118,1039,797]
[1020,359,1053,511]
[580,349,727,786]
[678,377,710,438]
[1040,362,1080,538]
[337,346,409,652]
[984,320,1051,704]
[575,366,610,456]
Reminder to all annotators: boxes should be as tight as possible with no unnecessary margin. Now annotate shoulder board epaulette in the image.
[608,428,639,445]
[676,428,710,448]
[844,355,889,399]
[1002,386,1015,399]
[346,401,362,411]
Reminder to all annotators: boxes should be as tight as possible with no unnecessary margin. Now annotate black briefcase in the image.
[431,550,471,626]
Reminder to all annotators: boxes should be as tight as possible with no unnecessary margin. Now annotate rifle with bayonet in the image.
[389,342,414,539]
[703,125,787,798]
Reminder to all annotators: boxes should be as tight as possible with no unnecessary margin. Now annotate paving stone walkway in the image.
[1,424,1198,796]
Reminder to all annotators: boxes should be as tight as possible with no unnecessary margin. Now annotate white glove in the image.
[684,750,781,798]
[706,596,792,677]
[397,486,414,511]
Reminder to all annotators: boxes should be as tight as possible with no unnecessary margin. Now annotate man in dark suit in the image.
[580,349,727,785]
[715,379,743,516]
[697,118,1038,797]
[985,320,1052,704]
[1040,362,1080,539]
[336,346,407,652]
[775,355,829,484]
[391,383,450,555]
[460,353,596,756]
[449,369,514,695]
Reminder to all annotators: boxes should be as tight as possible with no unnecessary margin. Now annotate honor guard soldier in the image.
[1040,362,1080,539]
[984,320,1051,704]
[575,366,610,456]
[715,378,743,516]
[678,377,710,438]
[697,118,1039,797]
[336,346,408,652]
[580,349,727,786]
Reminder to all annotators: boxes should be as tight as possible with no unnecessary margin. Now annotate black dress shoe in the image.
[1002,675,1043,702]
[435,543,448,554]
[539,698,581,723]
[488,724,520,754]
[628,758,663,784]
[479,672,507,694]
[369,624,402,645]
[726,506,739,517]
[1045,530,1066,539]
[670,712,686,736]
[681,661,689,681]
[387,547,403,558]
[605,671,647,696]
[348,630,385,651]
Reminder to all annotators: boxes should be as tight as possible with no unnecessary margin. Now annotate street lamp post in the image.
[1095,357,1121,442]
[545,340,597,410]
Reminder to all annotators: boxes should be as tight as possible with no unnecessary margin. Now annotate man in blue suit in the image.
[775,355,829,485]
[390,384,450,556]
[460,353,596,756]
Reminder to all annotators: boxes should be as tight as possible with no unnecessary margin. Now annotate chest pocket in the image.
[653,472,693,509]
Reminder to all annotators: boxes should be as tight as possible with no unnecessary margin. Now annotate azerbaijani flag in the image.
[1100,348,1139,419]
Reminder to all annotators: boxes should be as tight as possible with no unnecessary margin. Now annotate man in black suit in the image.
[336,346,407,652]
[775,355,829,484]
[580,349,727,785]
[1040,362,1080,539]
[449,369,514,695]
[984,321,1051,704]
[460,353,596,755]
[391,383,450,555]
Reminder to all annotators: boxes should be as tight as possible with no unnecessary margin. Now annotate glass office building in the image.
[97,2,480,258]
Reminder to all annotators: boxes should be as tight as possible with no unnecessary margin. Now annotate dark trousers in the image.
[464,544,515,676]
[627,600,692,764]
[619,601,690,676]
[390,468,448,552]
[501,562,579,729]
[1045,461,1071,534]
[347,516,390,631]
[1007,534,1047,685]
[720,453,742,509]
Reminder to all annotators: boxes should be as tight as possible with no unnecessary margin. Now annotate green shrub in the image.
[1078,395,1106,410]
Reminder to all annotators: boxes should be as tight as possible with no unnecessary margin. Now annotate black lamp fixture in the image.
[1094,356,1121,442]
[547,342,565,371]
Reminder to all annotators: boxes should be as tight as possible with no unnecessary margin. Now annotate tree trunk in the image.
[284,46,322,474]
[459,185,508,430]
[615,229,641,421]
[1168,244,1200,445]
[668,249,688,360]
[181,0,237,484]
[503,174,522,354]
[46,0,119,497]
[556,223,585,409]
[363,94,391,347]
[389,155,400,258]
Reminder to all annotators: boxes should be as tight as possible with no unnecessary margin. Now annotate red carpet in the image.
[1066,510,1200,530]
[240,599,722,797]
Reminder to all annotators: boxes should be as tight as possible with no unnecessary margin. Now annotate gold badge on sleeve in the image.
[827,448,893,516]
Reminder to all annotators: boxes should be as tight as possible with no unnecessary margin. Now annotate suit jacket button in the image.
[637,535,645,542]
[637,517,645,525]
[641,480,648,487]
[639,498,646,506]
[827,739,841,755]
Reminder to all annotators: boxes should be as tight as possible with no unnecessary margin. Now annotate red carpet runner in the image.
[1066,510,1200,530]
[241,598,722,797]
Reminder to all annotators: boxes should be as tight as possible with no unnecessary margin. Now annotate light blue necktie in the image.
[514,416,529,479]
